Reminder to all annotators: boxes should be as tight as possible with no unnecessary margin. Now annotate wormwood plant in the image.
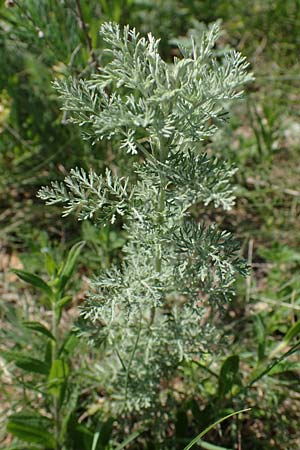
[38,22,252,416]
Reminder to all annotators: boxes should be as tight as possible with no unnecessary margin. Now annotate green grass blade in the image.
[91,430,100,450]
[197,440,233,450]
[114,429,144,450]
[183,408,251,450]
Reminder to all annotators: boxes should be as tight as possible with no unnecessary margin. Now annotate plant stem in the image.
[151,139,168,326]
[52,299,60,450]
[124,316,142,409]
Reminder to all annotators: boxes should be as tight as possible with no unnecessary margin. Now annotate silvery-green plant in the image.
[38,22,252,414]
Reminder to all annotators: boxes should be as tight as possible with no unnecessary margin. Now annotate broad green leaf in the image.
[48,358,69,397]
[7,414,55,448]
[12,269,53,298]
[22,321,55,340]
[183,408,251,450]
[218,355,240,397]
[57,241,85,290]
[1,351,49,375]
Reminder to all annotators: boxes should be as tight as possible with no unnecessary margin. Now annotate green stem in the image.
[149,306,156,326]
[124,317,142,410]
[191,360,219,378]
[51,299,60,450]
[151,139,168,325]
[135,140,156,163]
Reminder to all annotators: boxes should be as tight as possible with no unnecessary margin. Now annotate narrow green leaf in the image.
[254,315,265,361]
[91,430,100,450]
[246,341,300,388]
[183,408,251,450]
[99,417,114,447]
[57,241,85,290]
[283,319,300,345]
[268,361,300,376]
[7,414,55,448]
[270,319,300,358]
[1,351,49,375]
[56,295,72,309]
[59,388,79,441]
[197,440,233,450]
[7,412,52,427]
[90,417,114,450]
[7,422,55,448]
[44,252,57,277]
[12,269,53,298]
[22,321,55,341]
[115,429,144,450]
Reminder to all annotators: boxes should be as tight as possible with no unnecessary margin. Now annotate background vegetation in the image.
[0,0,300,449]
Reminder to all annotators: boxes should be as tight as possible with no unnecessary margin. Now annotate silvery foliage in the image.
[38,22,252,413]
